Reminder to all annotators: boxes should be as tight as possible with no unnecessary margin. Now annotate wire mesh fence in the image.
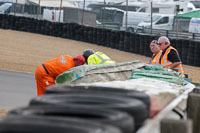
[1,0,200,39]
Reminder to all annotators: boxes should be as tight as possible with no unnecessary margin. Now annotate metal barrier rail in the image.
[138,29,200,41]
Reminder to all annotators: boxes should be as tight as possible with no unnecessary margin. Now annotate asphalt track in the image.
[0,70,36,110]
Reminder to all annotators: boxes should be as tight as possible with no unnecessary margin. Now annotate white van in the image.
[0,3,12,14]
[99,7,150,32]
[136,14,175,32]
[120,10,150,32]
[188,17,200,33]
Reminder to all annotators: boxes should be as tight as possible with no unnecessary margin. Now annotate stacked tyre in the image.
[44,85,150,130]
[144,35,151,57]
[129,33,136,53]
[181,39,190,64]
[194,41,200,66]
[124,32,131,52]
[0,115,121,133]
[92,28,98,44]
[97,28,103,45]
[187,41,195,66]
[1,85,150,133]
[134,34,140,54]
[88,27,94,43]
[105,29,112,47]
[175,39,183,61]
[139,34,146,55]
[119,31,125,51]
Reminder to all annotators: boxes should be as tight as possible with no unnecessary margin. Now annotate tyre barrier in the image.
[45,85,151,115]
[187,41,195,66]
[92,28,98,44]
[83,26,89,42]
[0,14,200,66]
[176,39,183,61]
[0,115,121,133]
[144,35,151,57]
[134,34,140,54]
[130,33,136,53]
[9,106,134,133]
[96,28,103,45]
[30,93,149,130]
[119,31,125,51]
[110,31,117,48]
[139,34,146,55]
[88,27,94,43]
[105,29,112,47]
[194,41,200,66]
[102,29,108,46]
[124,32,131,52]
[182,39,190,64]
[75,25,83,41]
[170,38,177,49]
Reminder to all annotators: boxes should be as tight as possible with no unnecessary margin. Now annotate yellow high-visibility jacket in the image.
[88,52,115,65]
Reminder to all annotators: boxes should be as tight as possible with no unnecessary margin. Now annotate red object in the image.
[52,11,55,21]
[73,55,85,65]
[150,97,161,118]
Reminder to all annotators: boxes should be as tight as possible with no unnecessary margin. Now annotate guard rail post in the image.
[187,88,200,133]
[161,119,192,133]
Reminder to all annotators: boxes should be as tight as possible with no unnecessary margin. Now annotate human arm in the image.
[169,62,181,69]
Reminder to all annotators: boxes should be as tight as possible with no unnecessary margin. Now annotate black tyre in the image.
[45,85,150,116]
[9,106,134,133]
[0,115,121,133]
[30,93,148,130]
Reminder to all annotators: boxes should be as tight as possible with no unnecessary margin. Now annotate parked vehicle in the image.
[43,8,96,27]
[136,14,175,32]
[0,3,12,14]
[188,17,200,33]
[97,7,150,32]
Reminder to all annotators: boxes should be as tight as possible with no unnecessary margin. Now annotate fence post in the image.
[14,0,17,16]
[59,0,63,22]
[187,88,200,133]
[36,0,41,19]
[161,119,192,133]
[125,0,128,32]
[81,0,85,25]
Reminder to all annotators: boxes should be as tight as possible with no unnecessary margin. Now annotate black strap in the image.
[42,64,49,74]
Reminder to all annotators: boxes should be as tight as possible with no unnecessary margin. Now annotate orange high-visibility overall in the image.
[151,50,162,65]
[160,46,184,73]
[35,55,75,96]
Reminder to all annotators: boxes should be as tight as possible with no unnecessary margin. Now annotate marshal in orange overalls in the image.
[35,55,75,96]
